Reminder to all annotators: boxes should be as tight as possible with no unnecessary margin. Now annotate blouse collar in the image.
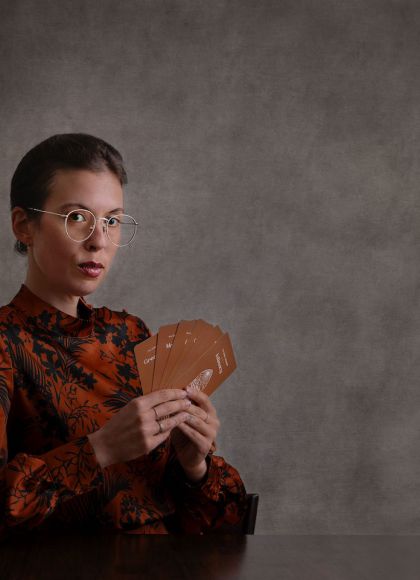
[9,284,95,338]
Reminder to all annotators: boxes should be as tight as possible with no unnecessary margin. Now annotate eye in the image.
[108,216,120,227]
[68,212,87,222]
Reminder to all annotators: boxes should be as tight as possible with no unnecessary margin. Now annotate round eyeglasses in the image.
[26,207,138,247]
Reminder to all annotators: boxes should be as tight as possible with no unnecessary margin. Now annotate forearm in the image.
[181,459,208,484]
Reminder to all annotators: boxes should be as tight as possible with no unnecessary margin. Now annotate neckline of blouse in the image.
[9,283,96,338]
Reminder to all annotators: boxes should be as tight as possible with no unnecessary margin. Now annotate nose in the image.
[84,217,109,250]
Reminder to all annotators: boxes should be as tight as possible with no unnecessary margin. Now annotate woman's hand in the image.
[87,389,192,468]
[170,386,220,483]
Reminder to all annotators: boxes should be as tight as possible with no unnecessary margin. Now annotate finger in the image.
[152,428,173,448]
[152,411,189,437]
[176,421,211,455]
[185,403,212,424]
[183,412,215,438]
[184,387,215,416]
[151,397,192,421]
[140,388,188,411]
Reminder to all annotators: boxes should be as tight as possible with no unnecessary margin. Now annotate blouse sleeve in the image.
[0,337,105,541]
[163,439,248,534]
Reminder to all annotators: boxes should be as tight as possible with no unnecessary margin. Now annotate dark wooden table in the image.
[2,531,420,579]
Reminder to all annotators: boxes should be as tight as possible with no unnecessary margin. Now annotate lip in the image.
[78,262,104,278]
[78,261,104,268]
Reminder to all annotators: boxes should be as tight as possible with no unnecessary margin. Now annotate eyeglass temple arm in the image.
[27,207,68,218]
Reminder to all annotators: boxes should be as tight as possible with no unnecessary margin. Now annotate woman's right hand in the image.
[87,389,191,468]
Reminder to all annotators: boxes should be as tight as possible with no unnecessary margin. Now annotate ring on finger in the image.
[157,420,163,434]
[153,406,159,420]
[204,411,209,423]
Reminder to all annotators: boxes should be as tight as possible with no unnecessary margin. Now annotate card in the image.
[160,319,197,388]
[169,322,223,385]
[170,332,237,396]
[133,334,157,395]
[151,323,179,391]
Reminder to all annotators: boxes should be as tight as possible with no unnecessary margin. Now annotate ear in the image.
[11,207,35,247]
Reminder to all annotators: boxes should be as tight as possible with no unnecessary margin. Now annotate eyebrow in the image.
[58,203,125,213]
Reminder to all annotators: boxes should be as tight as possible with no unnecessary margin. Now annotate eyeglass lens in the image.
[65,210,137,246]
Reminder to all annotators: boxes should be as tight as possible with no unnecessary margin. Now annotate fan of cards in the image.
[134,319,237,396]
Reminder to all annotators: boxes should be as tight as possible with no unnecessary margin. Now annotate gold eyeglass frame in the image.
[26,207,139,247]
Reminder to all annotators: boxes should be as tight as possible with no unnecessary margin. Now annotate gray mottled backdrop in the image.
[1,0,420,534]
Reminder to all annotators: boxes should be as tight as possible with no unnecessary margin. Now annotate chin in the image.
[80,278,103,293]
[70,276,104,297]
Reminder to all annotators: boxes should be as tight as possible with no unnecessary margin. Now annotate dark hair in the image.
[10,133,128,255]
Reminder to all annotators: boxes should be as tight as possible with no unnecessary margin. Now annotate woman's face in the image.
[23,168,124,299]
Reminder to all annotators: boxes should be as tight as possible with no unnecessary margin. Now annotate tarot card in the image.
[170,332,237,396]
[133,334,157,395]
[169,321,223,385]
[159,319,197,388]
[151,323,179,391]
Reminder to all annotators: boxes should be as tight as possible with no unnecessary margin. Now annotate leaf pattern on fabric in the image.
[0,375,10,417]
[0,284,247,537]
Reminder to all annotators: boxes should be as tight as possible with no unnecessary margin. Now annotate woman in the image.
[0,133,247,538]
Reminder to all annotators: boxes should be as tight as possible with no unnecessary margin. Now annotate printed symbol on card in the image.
[187,369,213,392]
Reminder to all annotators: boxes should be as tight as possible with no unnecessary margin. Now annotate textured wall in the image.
[2,0,420,534]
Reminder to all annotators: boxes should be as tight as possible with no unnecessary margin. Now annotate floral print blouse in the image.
[0,284,247,539]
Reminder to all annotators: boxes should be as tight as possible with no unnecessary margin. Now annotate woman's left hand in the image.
[170,386,220,483]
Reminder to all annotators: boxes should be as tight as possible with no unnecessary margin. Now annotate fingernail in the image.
[185,399,192,407]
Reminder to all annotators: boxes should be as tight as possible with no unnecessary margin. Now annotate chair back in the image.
[242,493,259,534]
